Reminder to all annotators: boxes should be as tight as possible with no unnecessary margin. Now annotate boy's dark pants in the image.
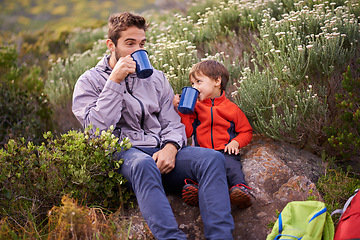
[222,152,247,187]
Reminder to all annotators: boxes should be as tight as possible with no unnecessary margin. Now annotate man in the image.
[72,12,234,239]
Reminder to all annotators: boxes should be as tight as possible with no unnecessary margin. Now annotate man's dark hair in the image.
[108,12,149,46]
[189,60,230,91]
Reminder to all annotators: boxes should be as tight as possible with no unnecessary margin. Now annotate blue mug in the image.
[131,49,153,78]
[178,87,199,114]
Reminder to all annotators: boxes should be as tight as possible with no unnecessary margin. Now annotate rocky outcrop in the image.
[124,135,325,239]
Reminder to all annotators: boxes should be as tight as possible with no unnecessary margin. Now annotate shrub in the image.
[44,40,108,132]
[233,1,360,153]
[317,165,360,214]
[326,63,360,158]
[0,125,131,230]
[45,40,108,109]
[0,44,52,147]
[47,195,116,239]
[67,26,107,55]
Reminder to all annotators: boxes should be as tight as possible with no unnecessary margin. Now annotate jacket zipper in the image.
[125,78,145,129]
[211,99,214,149]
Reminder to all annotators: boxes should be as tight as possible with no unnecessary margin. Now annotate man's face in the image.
[113,26,147,61]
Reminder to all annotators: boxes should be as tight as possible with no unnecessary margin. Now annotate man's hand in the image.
[224,140,240,155]
[152,143,178,174]
[109,55,136,83]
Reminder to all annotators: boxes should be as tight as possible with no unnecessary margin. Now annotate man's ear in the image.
[106,39,115,52]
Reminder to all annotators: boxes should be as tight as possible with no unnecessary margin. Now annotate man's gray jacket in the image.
[72,55,186,149]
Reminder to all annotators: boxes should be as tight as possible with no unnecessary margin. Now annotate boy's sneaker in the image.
[229,184,253,209]
[182,179,199,206]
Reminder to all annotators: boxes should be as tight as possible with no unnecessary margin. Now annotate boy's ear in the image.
[215,76,222,87]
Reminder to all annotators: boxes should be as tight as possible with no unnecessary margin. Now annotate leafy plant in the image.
[0,125,132,231]
[0,44,52,147]
[326,63,360,158]
[317,167,360,215]
[232,0,359,153]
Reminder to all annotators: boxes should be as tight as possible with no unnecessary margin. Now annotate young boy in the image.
[173,60,254,209]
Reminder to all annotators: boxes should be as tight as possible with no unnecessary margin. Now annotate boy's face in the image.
[190,72,222,101]
[113,26,147,61]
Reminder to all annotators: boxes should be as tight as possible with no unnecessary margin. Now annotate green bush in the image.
[67,26,107,55]
[326,63,360,158]
[0,125,131,229]
[0,44,52,147]
[233,1,359,153]
[45,40,108,109]
[317,166,360,214]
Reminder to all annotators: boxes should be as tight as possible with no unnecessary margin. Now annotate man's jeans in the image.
[115,146,234,240]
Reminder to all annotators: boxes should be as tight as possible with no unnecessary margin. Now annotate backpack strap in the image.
[278,212,283,233]
[275,234,302,240]
[309,207,327,223]
[331,189,359,219]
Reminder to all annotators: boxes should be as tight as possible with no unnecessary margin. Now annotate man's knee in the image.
[206,149,226,168]
[118,149,159,178]
[186,147,225,169]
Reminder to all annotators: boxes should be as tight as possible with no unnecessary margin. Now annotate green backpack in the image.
[266,201,334,240]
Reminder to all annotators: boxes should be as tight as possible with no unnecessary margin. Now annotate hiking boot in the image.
[229,184,253,209]
[182,179,199,206]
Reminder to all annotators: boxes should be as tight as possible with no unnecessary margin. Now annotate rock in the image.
[124,135,325,239]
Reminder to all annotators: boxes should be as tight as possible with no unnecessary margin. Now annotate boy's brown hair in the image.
[189,60,229,91]
[108,12,149,46]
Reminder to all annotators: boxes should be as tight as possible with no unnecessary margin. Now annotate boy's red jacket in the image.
[179,91,252,150]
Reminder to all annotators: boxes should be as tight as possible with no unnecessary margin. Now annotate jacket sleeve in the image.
[178,111,197,139]
[233,107,253,148]
[72,70,125,135]
[157,73,187,149]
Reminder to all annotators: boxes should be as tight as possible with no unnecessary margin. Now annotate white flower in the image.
[306,45,313,49]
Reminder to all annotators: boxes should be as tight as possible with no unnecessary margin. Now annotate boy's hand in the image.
[173,94,180,110]
[224,140,240,155]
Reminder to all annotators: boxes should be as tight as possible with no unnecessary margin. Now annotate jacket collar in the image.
[94,54,113,75]
[201,91,226,106]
